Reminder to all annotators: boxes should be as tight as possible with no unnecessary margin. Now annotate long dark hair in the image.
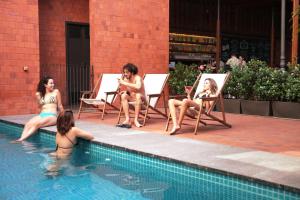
[37,76,52,98]
[56,110,75,135]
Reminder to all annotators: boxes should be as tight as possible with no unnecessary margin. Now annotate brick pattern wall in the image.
[89,0,169,76]
[0,0,40,115]
[39,0,89,104]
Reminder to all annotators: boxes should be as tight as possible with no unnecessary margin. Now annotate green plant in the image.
[223,66,255,99]
[285,69,300,102]
[246,59,268,72]
[253,67,285,101]
[169,63,198,95]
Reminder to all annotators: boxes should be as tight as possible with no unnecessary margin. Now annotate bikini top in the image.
[195,92,210,99]
[39,94,57,105]
[56,134,77,150]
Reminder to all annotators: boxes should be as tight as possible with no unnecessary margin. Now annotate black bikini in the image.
[56,134,77,151]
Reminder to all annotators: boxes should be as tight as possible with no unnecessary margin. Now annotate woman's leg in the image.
[168,99,184,135]
[177,99,202,126]
[16,116,56,141]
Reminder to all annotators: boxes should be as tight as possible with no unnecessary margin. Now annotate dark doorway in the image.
[66,23,90,106]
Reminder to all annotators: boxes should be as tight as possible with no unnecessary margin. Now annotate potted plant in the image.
[220,66,255,114]
[272,67,300,118]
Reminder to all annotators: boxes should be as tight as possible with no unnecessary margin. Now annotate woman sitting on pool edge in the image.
[167,78,218,135]
[51,109,94,158]
[16,76,64,142]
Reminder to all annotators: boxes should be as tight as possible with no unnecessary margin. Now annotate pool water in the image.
[0,122,300,200]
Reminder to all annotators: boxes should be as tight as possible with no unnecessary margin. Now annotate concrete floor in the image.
[1,111,300,191]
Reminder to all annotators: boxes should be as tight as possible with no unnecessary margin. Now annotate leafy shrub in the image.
[224,66,255,99]
[169,63,198,95]
[252,67,288,101]
[285,68,300,102]
[246,59,268,72]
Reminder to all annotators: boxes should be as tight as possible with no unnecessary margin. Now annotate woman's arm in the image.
[35,92,43,109]
[73,127,94,140]
[55,89,64,112]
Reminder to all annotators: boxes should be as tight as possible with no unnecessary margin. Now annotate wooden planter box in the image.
[216,99,241,114]
[272,101,300,119]
[241,100,270,116]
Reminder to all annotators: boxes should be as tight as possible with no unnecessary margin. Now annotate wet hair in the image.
[56,110,75,135]
[37,76,53,98]
[205,78,218,95]
[122,63,138,75]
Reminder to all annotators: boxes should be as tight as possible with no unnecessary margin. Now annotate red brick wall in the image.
[38,0,89,104]
[89,0,169,76]
[0,0,40,115]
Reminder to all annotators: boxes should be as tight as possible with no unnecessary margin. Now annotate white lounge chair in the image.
[117,73,169,126]
[78,73,122,119]
[165,73,231,134]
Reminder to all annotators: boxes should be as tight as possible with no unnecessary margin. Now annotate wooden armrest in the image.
[80,90,93,94]
[80,91,93,99]
[147,94,161,98]
[200,96,218,101]
[104,91,118,95]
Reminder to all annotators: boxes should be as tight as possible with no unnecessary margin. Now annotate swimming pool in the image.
[0,121,299,200]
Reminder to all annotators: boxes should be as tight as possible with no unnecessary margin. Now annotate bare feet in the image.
[122,119,131,125]
[134,120,143,128]
[10,140,22,144]
[168,125,180,135]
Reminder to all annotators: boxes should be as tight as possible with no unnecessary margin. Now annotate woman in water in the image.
[16,76,64,141]
[52,109,94,158]
[46,110,94,176]
[167,78,218,135]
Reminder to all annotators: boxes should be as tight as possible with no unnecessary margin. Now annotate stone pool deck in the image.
[0,113,300,192]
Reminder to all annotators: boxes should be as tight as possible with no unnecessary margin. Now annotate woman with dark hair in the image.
[53,110,94,158]
[167,78,218,135]
[16,76,64,141]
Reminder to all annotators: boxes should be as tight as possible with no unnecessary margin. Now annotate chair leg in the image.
[101,103,106,120]
[194,107,203,135]
[219,97,227,123]
[207,114,232,128]
[142,105,150,126]
[162,92,168,117]
[78,101,84,119]
[117,105,123,124]
[165,112,171,131]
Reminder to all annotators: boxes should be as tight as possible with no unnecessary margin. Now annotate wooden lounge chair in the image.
[78,73,122,119]
[165,73,231,134]
[117,73,170,126]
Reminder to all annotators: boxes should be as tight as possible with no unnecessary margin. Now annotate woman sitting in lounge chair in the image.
[167,78,218,135]
[16,76,64,141]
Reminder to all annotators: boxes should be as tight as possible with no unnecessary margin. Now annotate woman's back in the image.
[53,110,94,158]
[55,127,77,156]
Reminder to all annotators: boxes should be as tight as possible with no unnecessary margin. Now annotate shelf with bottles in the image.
[169,52,215,61]
[169,33,216,45]
[169,42,216,54]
